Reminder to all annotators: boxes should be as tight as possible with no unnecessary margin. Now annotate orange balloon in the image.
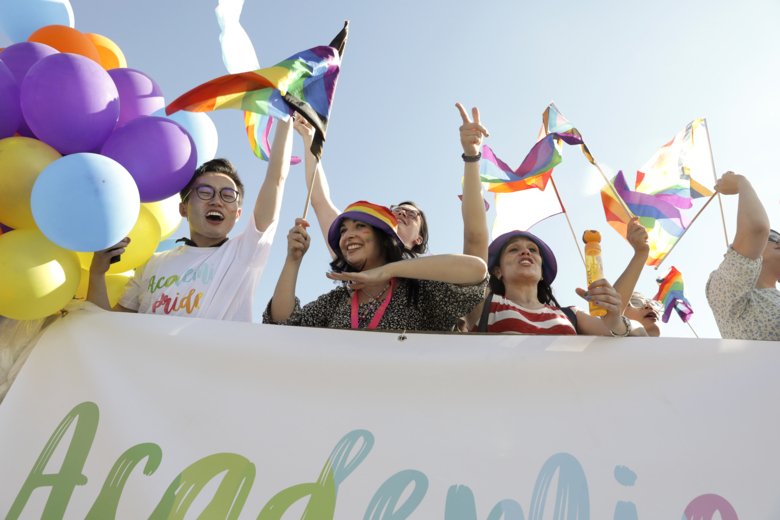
[85,33,127,70]
[28,25,101,64]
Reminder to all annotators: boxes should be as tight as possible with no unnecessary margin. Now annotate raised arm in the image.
[456,102,490,262]
[294,116,340,251]
[254,117,294,232]
[613,217,649,312]
[716,172,769,260]
[327,254,488,287]
[269,218,311,322]
[87,238,136,312]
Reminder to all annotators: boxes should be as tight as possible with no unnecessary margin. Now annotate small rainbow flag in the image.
[244,112,301,165]
[167,22,348,160]
[479,137,559,192]
[653,266,693,323]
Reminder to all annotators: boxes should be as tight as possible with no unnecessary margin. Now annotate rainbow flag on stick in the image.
[635,119,714,205]
[167,22,349,161]
[601,171,688,266]
[480,137,559,193]
[653,266,693,323]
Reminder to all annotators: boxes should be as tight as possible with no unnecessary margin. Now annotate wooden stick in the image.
[703,119,729,247]
[551,177,586,269]
[653,193,717,271]
[301,156,319,220]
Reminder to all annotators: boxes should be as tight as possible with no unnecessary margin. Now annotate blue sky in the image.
[4,0,778,337]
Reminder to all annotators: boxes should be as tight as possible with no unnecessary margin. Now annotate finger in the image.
[472,107,480,126]
[455,102,471,124]
[294,217,310,228]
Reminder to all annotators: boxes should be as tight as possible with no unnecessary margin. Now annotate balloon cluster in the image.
[0,0,218,319]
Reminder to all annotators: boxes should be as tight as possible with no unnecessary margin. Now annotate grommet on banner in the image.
[397,329,407,341]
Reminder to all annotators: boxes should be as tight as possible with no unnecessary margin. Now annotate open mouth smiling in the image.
[206,211,224,222]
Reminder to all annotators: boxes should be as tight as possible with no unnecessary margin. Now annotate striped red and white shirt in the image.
[474,294,577,335]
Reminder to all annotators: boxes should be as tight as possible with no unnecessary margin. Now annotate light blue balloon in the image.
[0,0,75,43]
[153,109,218,164]
[31,153,140,252]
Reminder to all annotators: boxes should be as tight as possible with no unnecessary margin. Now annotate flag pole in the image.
[301,157,319,220]
[653,192,717,271]
[686,321,699,338]
[703,119,729,247]
[589,159,635,220]
[550,177,586,269]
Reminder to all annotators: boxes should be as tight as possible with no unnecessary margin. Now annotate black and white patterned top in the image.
[706,248,780,341]
[263,277,487,332]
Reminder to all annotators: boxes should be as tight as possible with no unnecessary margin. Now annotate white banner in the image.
[0,306,776,519]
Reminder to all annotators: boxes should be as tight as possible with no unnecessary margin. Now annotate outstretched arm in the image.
[269,218,311,322]
[326,254,488,288]
[613,217,649,312]
[254,117,294,232]
[456,102,490,262]
[294,116,340,253]
[716,172,769,260]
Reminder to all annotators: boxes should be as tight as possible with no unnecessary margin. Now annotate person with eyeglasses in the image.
[624,293,662,337]
[706,172,780,341]
[87,118,295,321]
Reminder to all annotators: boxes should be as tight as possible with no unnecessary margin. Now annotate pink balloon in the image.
[108,68,165,127]
[20,53,119,154]
[101,116,197,203]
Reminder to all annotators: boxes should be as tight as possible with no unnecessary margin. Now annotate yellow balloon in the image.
[76,269,132,307]
[0,230,80,320]
[143,194,183,240]
[77,205,161,274]
[85,33,128,70]
[0,137,61,230]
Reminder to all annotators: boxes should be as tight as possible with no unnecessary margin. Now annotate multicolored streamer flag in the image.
[601,171,688,266]
[215,0,301,164]
[168,22,349,160]
[635,119,714,207]
[479,103,592,193]
[653,266,694,323]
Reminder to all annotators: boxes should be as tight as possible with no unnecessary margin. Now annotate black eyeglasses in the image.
[390,205,420,220]
[185,184,240,204]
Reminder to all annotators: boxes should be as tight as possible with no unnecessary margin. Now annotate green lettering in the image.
[7,401,99,519]
[86,443,162,519]
[150,453,255,520]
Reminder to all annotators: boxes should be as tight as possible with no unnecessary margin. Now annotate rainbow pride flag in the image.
[541,103,595,164]
[635,119,714,206]
[653,266,693,323]
[601,171,688,266]
[479,137,559,192]
[244,112,301,165]
[167,22,348,160]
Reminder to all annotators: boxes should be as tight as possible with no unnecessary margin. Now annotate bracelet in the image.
[610,315,632,337]
[462,152,482,163]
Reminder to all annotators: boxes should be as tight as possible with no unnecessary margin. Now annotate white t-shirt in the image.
[119,214,277,322]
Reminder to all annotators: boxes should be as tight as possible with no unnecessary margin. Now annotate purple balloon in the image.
[101,116,197,202]
[20,53,119,154]
[108,68,165,127]
[0,41,58,137]
[0,61,21,138]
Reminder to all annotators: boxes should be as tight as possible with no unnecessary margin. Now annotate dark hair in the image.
[488,238,561,308]
[395,200,428,255]
[329,223,421,306]
[179,158,245,204]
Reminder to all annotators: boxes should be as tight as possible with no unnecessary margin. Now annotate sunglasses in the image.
[628,296,662,311]
[185,184,240,204]
[390,205,420,220]
[769,232,780,244]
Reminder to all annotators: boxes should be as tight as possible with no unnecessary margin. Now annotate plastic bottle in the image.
[582,230,607,317]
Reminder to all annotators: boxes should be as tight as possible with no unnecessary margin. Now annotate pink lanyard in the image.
[350,278,396,330]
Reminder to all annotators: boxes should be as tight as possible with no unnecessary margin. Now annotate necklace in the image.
[361,282,390,303]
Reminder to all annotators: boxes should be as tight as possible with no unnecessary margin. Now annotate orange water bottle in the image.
[582,230,607,317]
